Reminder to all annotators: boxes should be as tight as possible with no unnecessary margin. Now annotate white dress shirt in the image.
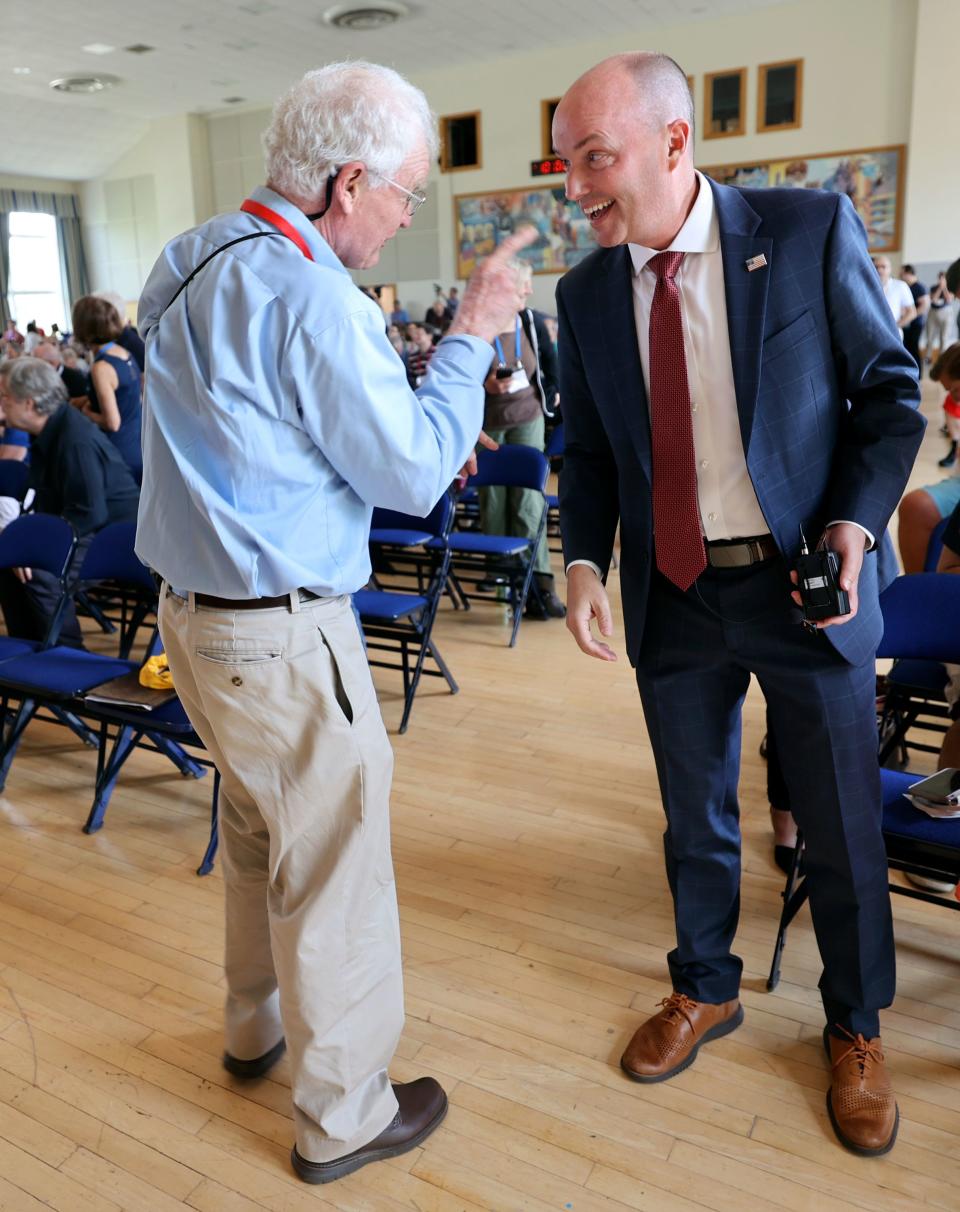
[568,171,869,577]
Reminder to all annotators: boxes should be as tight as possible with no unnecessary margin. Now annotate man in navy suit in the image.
[553,53,923,1158]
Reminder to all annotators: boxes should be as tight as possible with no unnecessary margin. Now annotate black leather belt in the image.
[193,589,320,610]
[705,535,778,568]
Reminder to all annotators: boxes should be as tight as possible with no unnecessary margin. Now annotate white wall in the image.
[903,0,960,268]
[406,0,918,315]
[79,114,210,302]
[72,0,933,315]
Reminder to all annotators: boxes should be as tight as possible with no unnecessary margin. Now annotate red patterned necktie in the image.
[648,250,706,591]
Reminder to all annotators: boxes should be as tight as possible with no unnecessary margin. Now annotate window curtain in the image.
[0,188,90,317]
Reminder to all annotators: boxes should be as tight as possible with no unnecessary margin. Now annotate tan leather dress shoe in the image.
[824,1027,898,1156]
[621,992,743,1083]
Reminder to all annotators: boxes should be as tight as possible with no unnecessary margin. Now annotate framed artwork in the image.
[703,67,746,139]
[440,111,482,173]
[702,145,906,251]
[453,184,597,277]
[757,59,803,132]
[541,97,561,157]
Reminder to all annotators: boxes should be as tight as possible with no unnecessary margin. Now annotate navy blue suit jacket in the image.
[557,180,924,667]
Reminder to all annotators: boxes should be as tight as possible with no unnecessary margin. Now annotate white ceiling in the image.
[0,0,790,182]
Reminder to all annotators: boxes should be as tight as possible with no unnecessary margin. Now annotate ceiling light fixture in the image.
[82,43,116,55]
[50,74,121,94]
[322,2,409,31]
[12,67,31,75]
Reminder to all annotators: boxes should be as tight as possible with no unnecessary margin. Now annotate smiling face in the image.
[552,58,695,250]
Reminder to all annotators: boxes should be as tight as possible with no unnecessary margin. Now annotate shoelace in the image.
[831,1025,885,1078]
[656,992,699,1033]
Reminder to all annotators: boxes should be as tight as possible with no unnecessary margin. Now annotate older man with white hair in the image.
[136,61,532,1184]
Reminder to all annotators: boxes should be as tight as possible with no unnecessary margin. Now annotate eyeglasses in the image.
[372,171,427,217]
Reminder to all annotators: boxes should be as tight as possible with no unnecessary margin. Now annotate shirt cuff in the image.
[434,332,495,380]
[826,520,875,549]
[566,558,604,578]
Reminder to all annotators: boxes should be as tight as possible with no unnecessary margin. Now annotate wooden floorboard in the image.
[0,379,956,1209]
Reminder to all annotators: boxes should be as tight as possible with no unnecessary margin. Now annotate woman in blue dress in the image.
[72,295,142,484]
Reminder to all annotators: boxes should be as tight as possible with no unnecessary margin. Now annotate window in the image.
[440,112,482,173]
[757,59,803,133]
[541,98,561,158]
[703,68,747,140]
[6,211,68,335]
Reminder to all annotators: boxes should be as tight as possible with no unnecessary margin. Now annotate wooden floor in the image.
[0,379,957,1211]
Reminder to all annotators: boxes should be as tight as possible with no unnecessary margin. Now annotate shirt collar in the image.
[628,170,719,276]
[247,184,348,274]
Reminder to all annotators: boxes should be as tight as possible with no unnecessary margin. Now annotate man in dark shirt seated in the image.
[0,357,139,647]
[32,339,90,405]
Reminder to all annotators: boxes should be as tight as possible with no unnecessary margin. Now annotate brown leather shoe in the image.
[291,1077,447,1184]
[824,1027,899,1156]
[621,992,743,1083]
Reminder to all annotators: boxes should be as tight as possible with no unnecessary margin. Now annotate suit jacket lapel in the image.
[712,181,772,456]
[596,246,652,483]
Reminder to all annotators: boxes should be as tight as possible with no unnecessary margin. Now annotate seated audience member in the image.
[898,342,960,570]
[0,358,139,647]
[405,322,435,387]
[423,297,451,333]
[95,290,146,371]
[0,363,30,464]
[444,286,460,321]
[72,295,143,484]
[61,345,89,373]
[480,261,564,619]
[32,338,90,405]
[931,342,960,468]
[390,299,410,325]
[2,321,23,347]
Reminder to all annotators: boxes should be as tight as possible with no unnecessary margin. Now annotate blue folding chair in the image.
[356,492,457,734]
[877,572,958,766]
[767,573,960,991]
[0,522,204,792]
[544,422,564,555]
[79,677,220,876]
[923,516,949,572]
[441,445,549,647]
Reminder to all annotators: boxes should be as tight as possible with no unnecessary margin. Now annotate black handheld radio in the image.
[795,526,850,625]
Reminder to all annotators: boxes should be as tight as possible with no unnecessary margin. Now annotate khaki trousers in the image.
[159,587,401,1162]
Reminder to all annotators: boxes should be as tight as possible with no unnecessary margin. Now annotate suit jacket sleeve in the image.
[821,194,925,538]
[556,279,620,574]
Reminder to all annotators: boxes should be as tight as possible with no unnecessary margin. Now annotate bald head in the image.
[552,51,698,250]
[563,53,694,139]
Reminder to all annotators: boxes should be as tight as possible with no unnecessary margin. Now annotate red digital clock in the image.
[530,158,567,177]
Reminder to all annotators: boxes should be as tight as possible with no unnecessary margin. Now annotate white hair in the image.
[3,356,68,416]
[263,61,438,203]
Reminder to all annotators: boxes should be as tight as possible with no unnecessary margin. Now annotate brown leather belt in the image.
[193,589,320,610]
[705,534,778,568]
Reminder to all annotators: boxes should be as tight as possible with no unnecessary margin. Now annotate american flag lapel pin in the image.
[745,254,768,272]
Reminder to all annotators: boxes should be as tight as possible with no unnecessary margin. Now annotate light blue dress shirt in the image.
[136,185,490,597]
